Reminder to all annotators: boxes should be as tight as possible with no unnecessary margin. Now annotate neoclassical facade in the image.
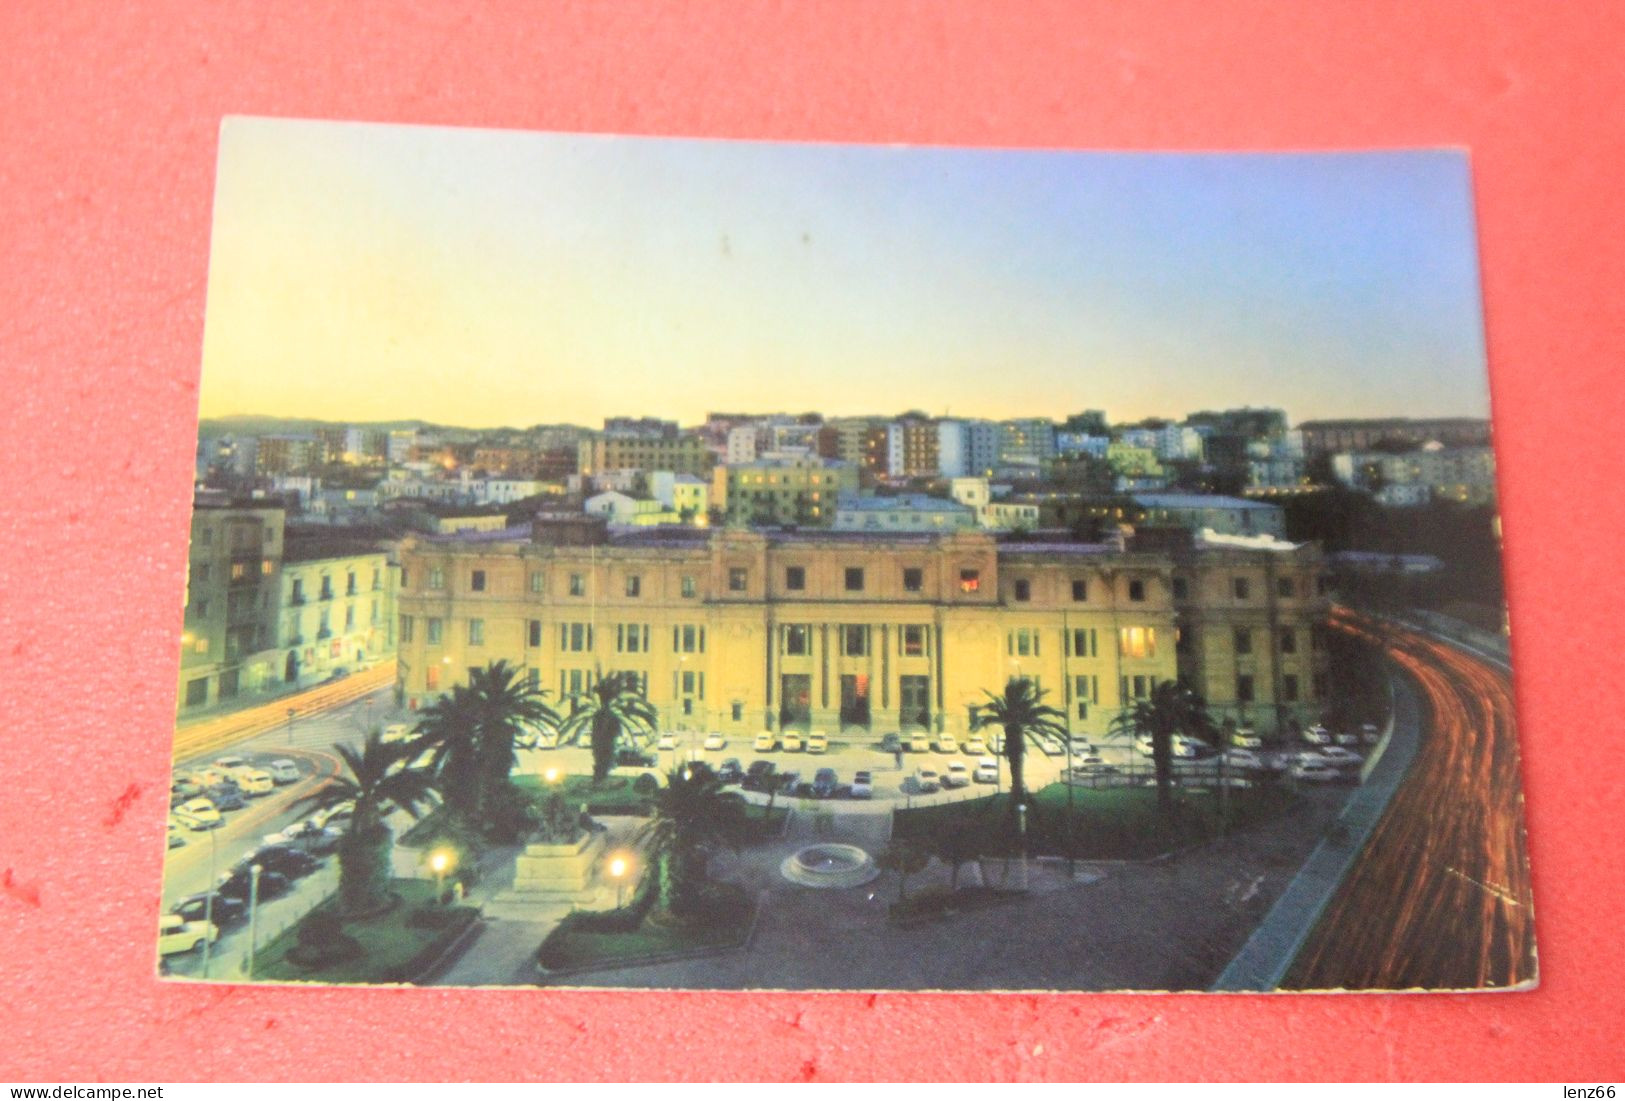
[394,519,1330,738]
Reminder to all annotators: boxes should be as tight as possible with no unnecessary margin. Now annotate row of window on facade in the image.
[288,567,383,604]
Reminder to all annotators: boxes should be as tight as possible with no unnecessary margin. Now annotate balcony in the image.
[318,589,334,602]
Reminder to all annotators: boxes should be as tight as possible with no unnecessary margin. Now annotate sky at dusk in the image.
[198,118,1493,430]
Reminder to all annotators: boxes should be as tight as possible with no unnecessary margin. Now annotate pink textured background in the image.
[3,0,1622,1081]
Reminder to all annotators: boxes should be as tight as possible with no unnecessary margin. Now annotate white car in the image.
[912,768,940,793]
[1303,724,1333,745]
[1334,729,1360,747]
[172,798,221,830]
[963,737,988,756]
[935,735,959,755]
[656,732,678,751]
[1071,754,1114,775]
[158,913,218,956]
[1172,736,1209,759]
[381,723,414,744]
[849,770,874,799]
[781,731,805,752]
[941,761,971,788]
[753,731,778,752]
[267,759,301,784]
[907,732,930,753]
[806,732,829,754]
[214,755,249,772]
[231,768,274,796]
[1135,734,1156,757]
[702,732,726,751]
[973,757,1000,784]
[1291,760,1344,783]
[1222,748,1273,771]
[1318,746,1364,766]
[1230,727,1263,749]
[311,800,356,829]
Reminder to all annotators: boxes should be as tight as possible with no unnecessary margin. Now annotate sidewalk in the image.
[1211,675,1421,991]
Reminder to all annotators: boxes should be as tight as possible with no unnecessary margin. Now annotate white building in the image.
[650,471,710,521]
[726,425,758,465]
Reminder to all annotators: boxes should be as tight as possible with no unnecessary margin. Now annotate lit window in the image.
[959,569,980,593]
[1118,627,1157,659]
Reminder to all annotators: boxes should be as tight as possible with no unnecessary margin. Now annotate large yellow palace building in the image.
[394,518,1330,738]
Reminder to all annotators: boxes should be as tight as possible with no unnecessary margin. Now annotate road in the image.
[1283,607,1536,990]
[161,676,405,979]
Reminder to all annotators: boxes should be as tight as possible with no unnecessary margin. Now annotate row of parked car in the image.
[168,755,304,843]
[159,812,345,957]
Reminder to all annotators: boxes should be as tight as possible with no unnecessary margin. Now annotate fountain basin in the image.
[780,843,880,889]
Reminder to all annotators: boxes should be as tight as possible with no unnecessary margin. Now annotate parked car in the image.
[267,759,301,785]
[656,732,678,751]
[169,776,204,803]
[781,731,805,752]
[754,731,778,752]
[170,891,246,927]
[1222,748,1273,771]
[615,746,656,767]
[1172,735,1212,759]
[777,770,802,794]
[158,914,218,956]
[850,770,874,799]
[214,755,249,773]
[1034,735,1066,757]
[232,768,275,796]
[1135,734,1156,757]
[1303,724,1334,745]
[167,826,186,849]
[935,734,959,754]
[1071,754,1115,775]
[207,784,246,812]
[716,758,745,785]
[963,736,988,756]
[188,766,231,788]
[1291,759,1345,783]
[973,757,1000,784]
[941,761,971,788]
[879,732,902,754]
[907,732,930,753]
[381,723,414,744]
[912,767,940,794]
[216,866,291,902]
[743,760,777,792]
[1318,746,1364,766]
[172,798,221,830]
[1229,726,1264,749]
[264,820,342,856]
[233,844,321,881]
[311,800,355,830]
[806,732,829,754]
[812,768,840,798]
[1333,729,1361,747]
[703,732,726,751]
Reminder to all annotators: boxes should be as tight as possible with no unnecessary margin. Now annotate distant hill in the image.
[198,415,590,437]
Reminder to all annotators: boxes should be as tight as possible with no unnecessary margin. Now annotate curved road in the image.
[1284,608,1535,991]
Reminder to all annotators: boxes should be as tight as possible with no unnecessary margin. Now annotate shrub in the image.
[286,910,364,968]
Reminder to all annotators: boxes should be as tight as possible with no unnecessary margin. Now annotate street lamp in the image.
[201,828,217,979]
[430,848,455,905]
[245,863,262,980]
[1017,803,1029,891]
[543,766,560,785]
[608,853,630,909]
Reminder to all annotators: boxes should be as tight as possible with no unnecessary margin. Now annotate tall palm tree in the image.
[968,677,1068,814]
[557,671,659,784]
[294,731,441,916]
[632,764,748,915]
[1107,679,1220,820]
[414,660,559,827]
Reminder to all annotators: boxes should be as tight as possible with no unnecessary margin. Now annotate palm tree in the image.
[1107,679,1220,820]
[294,731,441,916]
[968,677,1068,814]
[632,764,748,916]
[557,671,659,784]
[414,660,559,828]
[877,839,930,902]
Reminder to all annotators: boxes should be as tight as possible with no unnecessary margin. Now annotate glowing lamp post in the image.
[1017,803,1030,891]
[430,848,455,905]
[608,854,629,909]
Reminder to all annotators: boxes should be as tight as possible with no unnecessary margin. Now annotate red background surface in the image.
[3,1,1622,1082]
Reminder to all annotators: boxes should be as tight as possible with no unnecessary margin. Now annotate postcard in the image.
[160,118,1532,992]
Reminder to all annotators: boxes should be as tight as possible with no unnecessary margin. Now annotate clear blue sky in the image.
[200,118,1491,428]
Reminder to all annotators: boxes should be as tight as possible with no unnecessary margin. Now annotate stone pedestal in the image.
[483,831,607,920]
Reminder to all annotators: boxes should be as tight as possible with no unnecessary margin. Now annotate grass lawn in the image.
[893,781,1298,861]
[255,879,477,984]
[537,884,755,973]
[512,773,655,816]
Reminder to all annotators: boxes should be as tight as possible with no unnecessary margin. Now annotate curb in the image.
[533,890,765,981]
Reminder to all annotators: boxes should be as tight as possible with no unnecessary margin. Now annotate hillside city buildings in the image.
[181,410,1495,725]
